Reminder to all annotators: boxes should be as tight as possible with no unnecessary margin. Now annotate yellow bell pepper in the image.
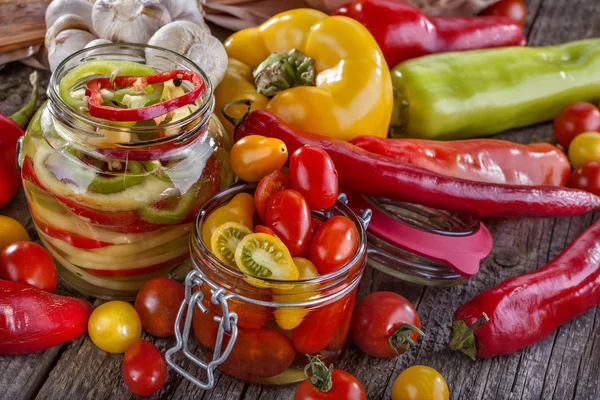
[215,9,393,142]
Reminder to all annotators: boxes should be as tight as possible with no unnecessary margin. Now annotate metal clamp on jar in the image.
[166,184,370,388]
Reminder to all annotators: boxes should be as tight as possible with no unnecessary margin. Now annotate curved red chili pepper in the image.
[233,109,600,218]
[86,70,205,122]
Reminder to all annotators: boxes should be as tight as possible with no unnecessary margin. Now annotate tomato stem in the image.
[387,323,425,355]
[449,313,490,360]
[304,355,333,392]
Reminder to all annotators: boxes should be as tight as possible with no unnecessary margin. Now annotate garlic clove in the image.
[160,0,210,32]
[92,0,172,44]
[46,14,98,71]
[45,0,95,33]
[148,21,228,88]
[48,29,98,71]
[84,38,113,48]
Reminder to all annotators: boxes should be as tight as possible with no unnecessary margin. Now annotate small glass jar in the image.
[18,44,234,300]
[166,184,370,388]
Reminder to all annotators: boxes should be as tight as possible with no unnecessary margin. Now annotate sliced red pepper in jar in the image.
[86,70,205,122]
[32,214,111,249]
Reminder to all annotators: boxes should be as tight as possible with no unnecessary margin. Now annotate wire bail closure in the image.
[165,269,239,390]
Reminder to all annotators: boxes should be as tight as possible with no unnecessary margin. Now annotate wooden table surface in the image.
[2,0,600,399]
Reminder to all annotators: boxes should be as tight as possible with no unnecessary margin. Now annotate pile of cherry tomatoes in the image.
[554,101,600,196]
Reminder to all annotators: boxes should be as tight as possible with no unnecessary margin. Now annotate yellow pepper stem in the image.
[221,99,253,129]
[253,49,316,98]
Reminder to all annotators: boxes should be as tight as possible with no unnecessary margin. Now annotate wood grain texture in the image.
[1,0,600,399]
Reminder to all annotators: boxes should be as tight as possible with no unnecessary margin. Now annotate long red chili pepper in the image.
[0,71,38,208]
[332,0,526,67]
[86,70,204,122]
[450,218,600,359]
[350,136,571,186]
[231,107,600,217]
[0,280,93,355]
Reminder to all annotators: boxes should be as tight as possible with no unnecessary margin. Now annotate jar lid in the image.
[345,191,493,278]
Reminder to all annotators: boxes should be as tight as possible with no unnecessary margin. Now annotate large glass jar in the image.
[18,44,234,300]
[165,184,369,388]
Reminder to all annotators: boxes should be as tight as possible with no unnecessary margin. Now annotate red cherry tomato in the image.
[265,190,313,256]
[254,170,291,221]
[310,216,358,274]
[295,358,366,400]
[480,0,527,26]
[134,277,185,337]
[325,290,357,352]
[311,217,324,233]
[122,340,167,397]
[350,292,422,357]
[292,291,355,354]
[0,241,57,292]
[553,102,600,149]
[290,146,339,210]
[218,327,296,380]
[254,224,277,236]
[569,160,600,196]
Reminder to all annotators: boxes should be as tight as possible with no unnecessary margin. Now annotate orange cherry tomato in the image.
[230,135,288,182]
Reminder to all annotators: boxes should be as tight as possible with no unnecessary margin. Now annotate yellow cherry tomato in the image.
[202,193,255,249]
[274,257,319,330]
[210,222,253,267]
[235,233,298,280]
[230,135,288,182]
[569,132,600,168]
[392,366,450,400]
[0,216,30,252]
[88,301,142,354]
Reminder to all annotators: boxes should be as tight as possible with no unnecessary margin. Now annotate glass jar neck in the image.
[46,43,214,159]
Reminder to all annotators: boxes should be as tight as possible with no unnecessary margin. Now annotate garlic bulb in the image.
[92,0,172,44]
[46,0,95,33]
[46,14,98,71]
[148,21,228,87]
[160,0,210,32]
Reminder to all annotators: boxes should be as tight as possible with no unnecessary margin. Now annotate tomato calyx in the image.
[388,323,425,355]
[304,355,334,393]
[449,313,490,360]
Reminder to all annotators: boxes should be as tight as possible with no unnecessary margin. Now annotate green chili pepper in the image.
[390,39,600,140]
[137,185,199,224]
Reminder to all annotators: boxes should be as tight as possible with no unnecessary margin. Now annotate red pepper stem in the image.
[387,323,425,355]
[304,355,333,393]
[449,313,490,359]
[221,99,253,129]
[10,71,39,129]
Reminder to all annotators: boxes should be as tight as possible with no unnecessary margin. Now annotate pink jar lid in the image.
[345,191,493,277]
